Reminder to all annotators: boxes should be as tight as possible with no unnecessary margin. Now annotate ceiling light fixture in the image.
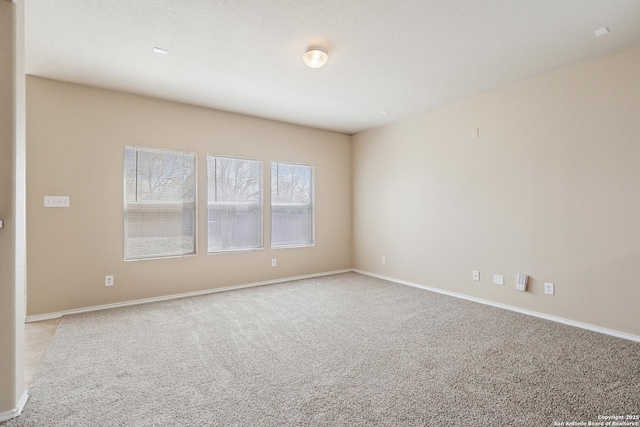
[153,47,168,55]
[594,27,609,37]
[303,46,328,69]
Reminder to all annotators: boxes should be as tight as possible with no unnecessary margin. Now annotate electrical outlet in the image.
[271,259,277,267]
[105,275,114,287]
[493,274,504,285]
[544,282,554,295]
[472,271,480,281]
[381,256,386,264]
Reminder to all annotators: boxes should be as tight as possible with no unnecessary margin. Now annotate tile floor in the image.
[24,318,61,387]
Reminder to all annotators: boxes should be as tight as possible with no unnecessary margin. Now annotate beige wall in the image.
[0,0,26,418]
[26,76,352,316]
[353,45,640,336]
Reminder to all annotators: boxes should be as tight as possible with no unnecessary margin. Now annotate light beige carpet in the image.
[6,273,639,426]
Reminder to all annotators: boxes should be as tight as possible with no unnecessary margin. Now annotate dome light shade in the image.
[303,46,328,68]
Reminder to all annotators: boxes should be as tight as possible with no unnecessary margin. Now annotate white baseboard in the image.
[0,390,29,423]
[354,269,640,343]
[26,268,639,343]
[25,269,352,323]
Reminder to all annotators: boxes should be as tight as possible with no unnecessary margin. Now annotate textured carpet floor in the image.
[6,273,639,426]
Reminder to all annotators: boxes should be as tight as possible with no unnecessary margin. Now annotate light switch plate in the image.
[493,274,504,285]
[44,196,70,208]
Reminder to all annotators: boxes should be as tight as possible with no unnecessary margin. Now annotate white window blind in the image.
[124,146,197,260]
[271,162,314,248]
[207,156,263,253]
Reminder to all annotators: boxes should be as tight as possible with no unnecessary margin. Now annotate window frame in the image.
[207,154,264,254]
[270,161,315,249]
[123,145,198,261]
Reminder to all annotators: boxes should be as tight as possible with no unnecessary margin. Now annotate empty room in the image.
[1,0,639,426]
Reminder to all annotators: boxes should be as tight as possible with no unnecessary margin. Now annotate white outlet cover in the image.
[493,274,504,285]
[544,282,555,295]
[472,271,480,281]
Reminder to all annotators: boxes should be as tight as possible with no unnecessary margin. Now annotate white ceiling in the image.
[25,0,640,135]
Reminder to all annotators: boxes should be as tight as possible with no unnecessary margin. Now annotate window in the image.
[207,156,262,253]
[271,162,314,248]
[124,146,196,260]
